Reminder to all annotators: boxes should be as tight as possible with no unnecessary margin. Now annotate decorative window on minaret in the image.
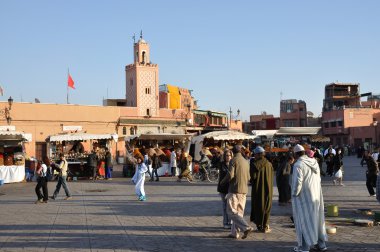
[142,51,146,64]
[145,87,151,94]
[130,78,133,86]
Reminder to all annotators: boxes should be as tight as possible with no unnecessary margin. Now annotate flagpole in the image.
[67,68,69,104]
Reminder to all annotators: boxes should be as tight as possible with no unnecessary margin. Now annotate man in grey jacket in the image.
[220,145,253,239]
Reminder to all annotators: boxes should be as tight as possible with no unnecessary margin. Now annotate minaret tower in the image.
[125,31,159,117]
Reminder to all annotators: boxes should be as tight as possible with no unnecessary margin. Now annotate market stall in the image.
[0,130,31,183]
[46,132,118,179]
[191,130,256,161]
[124,133,193,177]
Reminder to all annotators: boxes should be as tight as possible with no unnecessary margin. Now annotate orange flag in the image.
[68,74,75,89]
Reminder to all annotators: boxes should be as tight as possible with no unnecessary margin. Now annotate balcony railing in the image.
[323,105,372,112]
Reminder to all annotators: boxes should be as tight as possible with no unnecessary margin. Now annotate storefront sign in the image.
[0,125,16,131]
[62,126,82,131]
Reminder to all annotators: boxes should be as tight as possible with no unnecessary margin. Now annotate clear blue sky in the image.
[1,0,380,121]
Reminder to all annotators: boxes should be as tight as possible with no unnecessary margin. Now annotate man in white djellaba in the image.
[291,144,328,252]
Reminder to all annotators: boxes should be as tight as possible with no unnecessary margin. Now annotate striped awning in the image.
[0,131,31,142]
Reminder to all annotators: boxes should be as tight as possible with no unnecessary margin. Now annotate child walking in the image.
[132,154,148,201]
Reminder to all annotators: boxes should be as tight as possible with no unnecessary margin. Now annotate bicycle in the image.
[191,163,219,183]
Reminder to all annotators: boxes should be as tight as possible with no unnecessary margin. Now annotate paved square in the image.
[0,156,379,251]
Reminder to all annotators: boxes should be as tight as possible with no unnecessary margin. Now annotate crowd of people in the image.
[32,140,380,252]
[212,142,379,251]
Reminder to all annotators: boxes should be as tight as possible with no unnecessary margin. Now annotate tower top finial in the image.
[140,30,143,39]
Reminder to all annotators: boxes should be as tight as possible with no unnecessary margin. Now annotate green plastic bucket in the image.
[327,205,339,217]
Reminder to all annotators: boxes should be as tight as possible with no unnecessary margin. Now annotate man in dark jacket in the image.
[362,151,379,197]
[250,146,274,233]
[87,150,98,180]
[150,153,162,182]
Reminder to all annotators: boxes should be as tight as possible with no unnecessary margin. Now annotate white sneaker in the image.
[370,194,376,197]
[293,247,309,252]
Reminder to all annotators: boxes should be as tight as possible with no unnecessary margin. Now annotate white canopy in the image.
[191,130,255,144]
[275,127,321,136]
[47,132,118,142]
[0,130,31,142]
[251,130,278,139]
[125,133,193,142]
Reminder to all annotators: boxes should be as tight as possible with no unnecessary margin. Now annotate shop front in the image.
[46,132,118,179]
[191,130,255,161]
[0,130,31,183]
[124,133,192,177]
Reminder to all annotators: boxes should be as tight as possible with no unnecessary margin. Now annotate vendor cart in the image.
[191,130,255,161]
[46,132,118,179]
[0,130,31,183]
[124,133,193,177]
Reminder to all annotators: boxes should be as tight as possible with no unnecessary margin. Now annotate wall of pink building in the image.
[2,102,121,157]
[1,101,192,157]
[322,108,380,146]
[158,108,187,119]
[230,120,243,131]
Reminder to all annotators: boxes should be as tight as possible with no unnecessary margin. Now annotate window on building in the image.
[142,51,146,64]
[338,121,343,127]
[145,87,151,94]
[331,121,336,127]
[281,103,294,113]
[195,114,206,125]
[147,108,150,116]
[122,127,127,135]
[299,107,304,112]
[283,120,295,127]
[324,122,329,128]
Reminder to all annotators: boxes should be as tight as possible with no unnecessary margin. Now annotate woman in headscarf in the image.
[131,154,148,201]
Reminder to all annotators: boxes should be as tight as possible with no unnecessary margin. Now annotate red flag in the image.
[68,74,75,89]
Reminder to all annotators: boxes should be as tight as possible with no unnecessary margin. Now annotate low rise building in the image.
[280,99,307,127]
[322,82,380,149]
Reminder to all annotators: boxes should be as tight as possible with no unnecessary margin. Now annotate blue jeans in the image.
[220,193,231,226]
[105,166,112,179]
[53,176,71,198]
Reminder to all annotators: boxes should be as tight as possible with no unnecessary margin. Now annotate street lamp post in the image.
[229,107,240,129]
[1,96,13,125]
[374,120,378,149]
